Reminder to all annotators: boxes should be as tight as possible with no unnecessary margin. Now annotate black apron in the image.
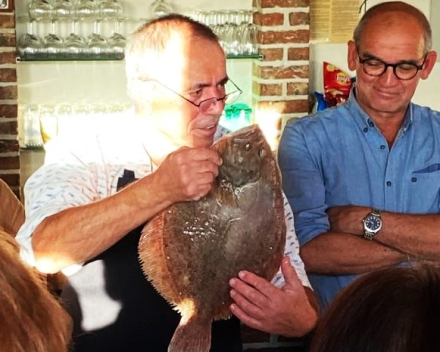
[61,169,242,352]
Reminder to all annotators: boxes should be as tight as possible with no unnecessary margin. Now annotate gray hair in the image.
[353,1,432,52]
[124,14,219,105]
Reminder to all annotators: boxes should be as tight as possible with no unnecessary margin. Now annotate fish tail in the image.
[168,315,211,352]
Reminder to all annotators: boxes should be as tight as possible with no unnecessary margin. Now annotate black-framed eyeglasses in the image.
[143,78,242,113]
[357,50,428,80]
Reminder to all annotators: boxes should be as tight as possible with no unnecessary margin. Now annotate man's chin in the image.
[189,127,218,147]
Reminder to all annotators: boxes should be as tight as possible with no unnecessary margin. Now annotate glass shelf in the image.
[17,53,263,62]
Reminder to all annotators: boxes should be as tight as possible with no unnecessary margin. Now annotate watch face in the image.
[365,216,382,232]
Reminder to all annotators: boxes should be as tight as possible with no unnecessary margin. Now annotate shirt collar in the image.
[346,84,413,133]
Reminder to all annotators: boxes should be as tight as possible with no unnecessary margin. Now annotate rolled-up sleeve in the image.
[16,141,103,266]
[278,121,330,246]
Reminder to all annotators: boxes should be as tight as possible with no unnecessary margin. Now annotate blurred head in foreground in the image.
[0,230,72,352]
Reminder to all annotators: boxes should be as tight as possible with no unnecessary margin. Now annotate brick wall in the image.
[252,0,310,150]
[243,1,311,349]
[0,7,19,198]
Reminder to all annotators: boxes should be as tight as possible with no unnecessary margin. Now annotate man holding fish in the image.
[17,14,317,352]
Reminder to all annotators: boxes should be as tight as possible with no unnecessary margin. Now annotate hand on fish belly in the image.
[153,146,222,202]
[229,256,318,337]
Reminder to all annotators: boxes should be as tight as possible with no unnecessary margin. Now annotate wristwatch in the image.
[362,208,382,240]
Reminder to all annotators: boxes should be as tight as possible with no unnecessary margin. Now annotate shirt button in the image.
[363,127,368,133]
[380,145,386,149]
[369,121,374,127]
[386,181,392,186]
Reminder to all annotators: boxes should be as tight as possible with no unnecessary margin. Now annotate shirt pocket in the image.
[410,163,440,212]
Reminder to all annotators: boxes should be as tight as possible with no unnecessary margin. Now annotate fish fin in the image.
[168,316,211,352]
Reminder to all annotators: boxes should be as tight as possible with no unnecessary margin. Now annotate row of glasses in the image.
[189,10,258,56]
[28,0,123,22]
[19,103,132,147]
[18,19,127,60]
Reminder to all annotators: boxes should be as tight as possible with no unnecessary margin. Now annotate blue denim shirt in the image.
[278,91,440,309]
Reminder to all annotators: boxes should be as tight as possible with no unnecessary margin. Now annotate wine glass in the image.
[75,0,98,20]
[99,0,123,20]
[149,0,173,19]
[52,0,73,21]
[28,0,52,22]
[39,105,58,144]
[87,20,108,58]
[63,20,87,59]
[18,21,44,60]
[223,11,240,56]
[107,19,126,59]
[240,10,258,55]
[43,21,64,59]
[23,105,44,148]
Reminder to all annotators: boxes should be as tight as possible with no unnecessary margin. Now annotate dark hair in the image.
[309,263,440,352]
[353,1,432,52]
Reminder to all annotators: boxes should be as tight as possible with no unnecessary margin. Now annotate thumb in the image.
[280,256,302,289]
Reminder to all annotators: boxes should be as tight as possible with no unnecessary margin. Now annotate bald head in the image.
[353,1,432,53]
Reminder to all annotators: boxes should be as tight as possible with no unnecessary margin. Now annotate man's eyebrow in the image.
[188,76,229,90]
[361,52,420,65]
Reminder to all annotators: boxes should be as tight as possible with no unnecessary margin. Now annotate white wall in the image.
[310,0,440,111]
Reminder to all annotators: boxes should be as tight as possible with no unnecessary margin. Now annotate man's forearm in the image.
[33,174,172,273]
[301,232,407,275]
[328,206,440,260]
[374,212,440,260]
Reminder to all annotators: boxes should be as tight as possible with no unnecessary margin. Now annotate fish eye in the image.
[259,148,266,158]
[245,143,252,151]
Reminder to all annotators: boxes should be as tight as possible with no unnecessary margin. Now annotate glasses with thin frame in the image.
[142,78,242,113]
[357,49,428,80]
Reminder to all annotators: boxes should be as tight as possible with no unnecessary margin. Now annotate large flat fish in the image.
[138,124,286,352]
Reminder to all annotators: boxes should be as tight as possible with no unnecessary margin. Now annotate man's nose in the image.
[207,97,226,115]
[379,66,400,85]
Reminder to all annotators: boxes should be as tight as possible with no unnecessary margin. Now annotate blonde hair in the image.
[0,230,72,352]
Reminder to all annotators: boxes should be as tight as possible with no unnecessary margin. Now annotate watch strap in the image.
[363,208,382,240]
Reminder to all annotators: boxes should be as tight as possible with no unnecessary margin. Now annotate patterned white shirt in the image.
[16,118,310,288]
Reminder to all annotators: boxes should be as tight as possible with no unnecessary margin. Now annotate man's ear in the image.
[347,40,357,72]
[420,50,438,80]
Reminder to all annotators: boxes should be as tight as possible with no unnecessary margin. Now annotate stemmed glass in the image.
[43,21,64,59]
[149,0,173,18]
[63,20,87,59]
[99,0,123,20]
[87,20,108,58]
[39,105,58,144]
[75,0,98,20]
[240,10,257,55]
[223,11,240,56]
[107,19,126,59]
[52,0,73,21]
[23,105,44,148]
[28,0,52,22]
[18,21,44,60]
[207,11,226,51]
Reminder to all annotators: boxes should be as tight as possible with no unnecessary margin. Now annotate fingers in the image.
[157,147,222,202]
[190,148,223,165]
[280,256,302,289]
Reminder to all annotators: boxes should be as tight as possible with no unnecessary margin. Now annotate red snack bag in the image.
[323,62,353,108]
